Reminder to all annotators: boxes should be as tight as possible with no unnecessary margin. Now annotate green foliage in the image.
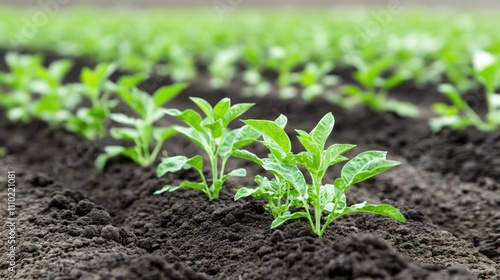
[31,59,78,128]
[0,53,44,122]
[67,63,118,139]
[95,83,186,169]
[0,147,6,157]
[155,97,258,201]
[234,113,405,237]
[431,50,500,131]
[341,57,418,117]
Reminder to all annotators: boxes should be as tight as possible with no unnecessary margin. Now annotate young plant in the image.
[67,63,119,139]
[241,45,272,97]
[0,147,6,157]
[208,48,240,89]
[155,98,259,201]
[234,113,405,237]
[0,53,44,122]
[95,83,186,169]
[341,57,418,117]
[431,51,500,131]
[294,62,338,102]
[31,59,79,128]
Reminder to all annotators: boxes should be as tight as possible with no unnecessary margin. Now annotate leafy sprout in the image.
[341,57,418,117]
[95,82,186,169]
[234,113,405,237]
[67,63,118,139]
[155,97,259,201]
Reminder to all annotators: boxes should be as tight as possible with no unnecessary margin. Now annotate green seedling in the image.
[31,59,78,128]
[0,53,44,122]
[234,113,405,237]
[294,62,338,102]
[431,50,500,131]
[95,83,186,168]
[67,63,118,139]
[155,98,259,201]
[209,48,240,89]
[341,57,418,117]
[242,45,272,97]
[266,46,304,99]
[0,147,6,157]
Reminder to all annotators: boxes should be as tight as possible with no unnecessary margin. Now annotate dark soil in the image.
[1,57,500,280]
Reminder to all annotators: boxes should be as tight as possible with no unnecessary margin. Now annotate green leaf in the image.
[110,113,137,126]
[219,125,260,159]
[157,155,203,177]
[341,151,400,186]
[221,168,247,183]
[213,98,231,119]
[95,146,137,170]
[110,128,139,141]
[222,103,254,126]
[203,119,224,139]
[243,119,291,154]
[232,149,263,165]
[164,109,203,131]
[343,202,406,223]
[310,113,335,149]
[153,83,186,108]
[323,144,356,168]
[271,212,308,229]
[234,187,256,200]
[190,97,214,120]
[262,160,308,200]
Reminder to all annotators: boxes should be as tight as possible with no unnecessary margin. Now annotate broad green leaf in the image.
[310,113,334,149]
[219,126,260,159]
[271,212,308,229]
[341,151,400,186]
[173,126,208,151]
[243,119,291,154]
[234,187,256,200]
[95,146,137,170]
[203,119,224,139]
[221,168,247,183]
[262,159,308,199]
[110,128,139,141]
[214,98,231,119]
[323,144,356,168]
[232,149,263,165]
[153,83,186,108]
[164,109,203,131]
[274,114,288,129]
[117,73,147,88]
[343,202,406,223]
[222,103,254,126]
[110,113,137,126]
[157,155,203,177]
[190,97,214,120]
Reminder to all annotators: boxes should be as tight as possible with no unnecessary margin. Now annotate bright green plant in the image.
[241,45,272,97]
[294,62,338,102]
[0,53,43,122]
[31,59,78,128]
[234,113,405,237]
[155,97,259,201]
[95,83,186,169]
[431,50,500,131]
[208,49,240,89]
[67,63,118,139]
[341,57,418,117]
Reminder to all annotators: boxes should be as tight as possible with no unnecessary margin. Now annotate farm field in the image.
[0,7,500,280]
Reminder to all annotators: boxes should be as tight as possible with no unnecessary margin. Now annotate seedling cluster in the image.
[3,8,500,237]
